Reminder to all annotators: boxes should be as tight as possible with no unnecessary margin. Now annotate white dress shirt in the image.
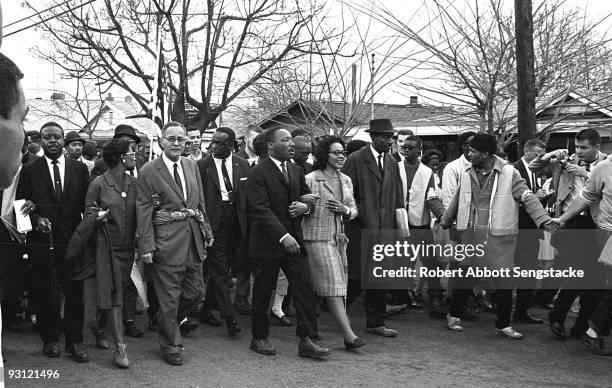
[45,154,66,190]
[213,156,234,201]
[521,157,538,190]
[370,145,384,170]
[162,153,187,200]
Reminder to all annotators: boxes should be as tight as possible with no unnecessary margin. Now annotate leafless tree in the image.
[359,0,612,144]
[26,0,345,130]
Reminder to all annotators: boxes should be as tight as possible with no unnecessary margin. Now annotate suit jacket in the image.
[137,156,213,266]
[246,157,311,259]
[17,156,90,244]
[292,160,314,175]
[197,154,249,238]
[91,156,146,180]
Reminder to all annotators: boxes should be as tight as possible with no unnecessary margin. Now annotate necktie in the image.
[221,158,235,203]
[173,163,184,199]
[531,171,538,191]
[52,160,62,203]
[280,161,289,183]
[377,154,383,176]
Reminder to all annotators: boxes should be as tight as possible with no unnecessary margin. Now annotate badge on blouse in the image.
[121,192,127,198]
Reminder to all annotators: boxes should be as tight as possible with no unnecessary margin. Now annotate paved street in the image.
[3,301,610,388]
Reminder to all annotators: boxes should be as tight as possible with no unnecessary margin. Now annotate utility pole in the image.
[370,53,375,120]
[515,0,536,158]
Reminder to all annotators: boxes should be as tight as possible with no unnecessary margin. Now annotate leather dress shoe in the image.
[226,318,241,337]
[42,342,61,358]
[66,343,89,363]
[233,296,251,315]
[513,312,544,324]
[582,333,612,356]
[298,337,330,359]
[408,300,424,309]
[548,311,567,339]
[124,321,144,338]
[199,310,222,326]
[164,352,183,365]
[344,337,366,350]
[91,326,110,349]
[250,338,276,355]
[383,304,407,319]
[270,312,292,326]
[179,318,199,336]
[365,326,399,337]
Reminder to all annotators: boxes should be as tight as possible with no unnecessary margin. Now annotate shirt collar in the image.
[268,156,286,169]
[161,153,181,170]
[45,154,65,166]
[370,145,383,160]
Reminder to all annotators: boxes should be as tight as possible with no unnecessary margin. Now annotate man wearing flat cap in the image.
[342,118,406,338]
[91,124,144,179]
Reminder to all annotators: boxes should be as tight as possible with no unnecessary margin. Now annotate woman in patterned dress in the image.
[302,136,365,349]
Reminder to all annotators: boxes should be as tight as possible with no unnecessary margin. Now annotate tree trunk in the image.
[515,0,537,157]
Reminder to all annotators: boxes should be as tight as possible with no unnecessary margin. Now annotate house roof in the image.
[260,99,479,137]
[24,98,103,133]
[85,99,156,143]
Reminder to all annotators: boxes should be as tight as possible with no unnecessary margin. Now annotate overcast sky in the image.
[3,0,612,105]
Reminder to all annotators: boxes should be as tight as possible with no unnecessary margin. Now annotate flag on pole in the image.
[148,36,169,160]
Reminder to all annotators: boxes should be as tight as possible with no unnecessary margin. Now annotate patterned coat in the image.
[302,170,357,241]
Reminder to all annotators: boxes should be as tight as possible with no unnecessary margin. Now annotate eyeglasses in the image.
[124,152,136,157]
[329,151,347,157]
[164,136,188,144]
[401,145,419,150]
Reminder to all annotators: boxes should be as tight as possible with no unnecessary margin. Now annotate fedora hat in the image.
[366,118,395,134]
[113,124,141,144]
[64,131,85,145]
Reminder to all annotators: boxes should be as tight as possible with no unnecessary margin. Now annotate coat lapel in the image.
[265,158,289,188]
[155,158,186,204]
[208,159,221,193]
[63,159,73,197]
[39,158,56,202]
[364,148,383,182]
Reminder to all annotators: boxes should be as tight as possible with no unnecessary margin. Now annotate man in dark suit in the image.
[17,121,90,362]
[512,138,548,324]
[91,124,145,179]
[197,127,249,336]
[137,121,214,366]
[247,127,328,359]
[342,118,405,338]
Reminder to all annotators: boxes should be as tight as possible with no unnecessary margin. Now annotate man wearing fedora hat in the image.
[64,131,85,161]
[342,118,406,337]
[91,124,144,179]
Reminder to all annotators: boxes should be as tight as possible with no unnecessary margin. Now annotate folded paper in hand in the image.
[13,200,32,233]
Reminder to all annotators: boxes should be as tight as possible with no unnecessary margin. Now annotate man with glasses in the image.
[91,124,143,179]
[197,127,249,337]
[137,121,213,365]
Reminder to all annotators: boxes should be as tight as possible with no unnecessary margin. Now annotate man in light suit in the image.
[137,121,214,366]
[197,127,249,336]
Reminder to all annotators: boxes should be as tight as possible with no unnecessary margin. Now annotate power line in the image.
[3,0,97,38]
[4,0,74,28]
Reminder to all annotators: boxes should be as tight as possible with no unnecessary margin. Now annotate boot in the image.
[113,343,129,368]
[91,326,110,349]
